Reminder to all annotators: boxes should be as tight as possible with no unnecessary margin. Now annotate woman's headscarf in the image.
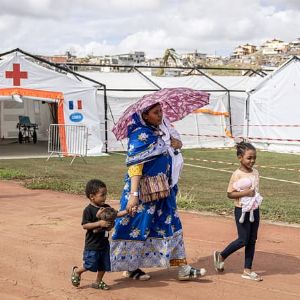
[125,112,166,167]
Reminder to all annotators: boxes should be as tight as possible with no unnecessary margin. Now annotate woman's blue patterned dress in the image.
[110,113,187,271]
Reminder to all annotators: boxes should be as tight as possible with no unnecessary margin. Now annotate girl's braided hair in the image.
[236,141,256,157]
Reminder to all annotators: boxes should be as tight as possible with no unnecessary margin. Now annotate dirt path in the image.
[0,181,299,300]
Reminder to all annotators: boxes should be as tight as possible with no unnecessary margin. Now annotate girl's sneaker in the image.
[241,271,263,281]
[213,251,225,272]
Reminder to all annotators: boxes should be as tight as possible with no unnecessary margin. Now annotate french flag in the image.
[68,100,82,110]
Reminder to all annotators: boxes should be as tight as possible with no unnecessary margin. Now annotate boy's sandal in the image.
[71,266,81,287]
[123,269,151,281]
[91,281,110,290]
[241,271,263,281]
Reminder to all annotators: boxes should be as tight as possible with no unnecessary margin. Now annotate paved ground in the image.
[0,140,48,159]
[0,180,299,300]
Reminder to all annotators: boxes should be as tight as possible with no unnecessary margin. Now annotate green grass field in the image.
[1,148,300,224]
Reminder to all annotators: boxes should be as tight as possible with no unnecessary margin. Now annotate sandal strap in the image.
[92,281,110,290]
[130,268,145,279]
[71,266,81,286]
[100,281,110,289]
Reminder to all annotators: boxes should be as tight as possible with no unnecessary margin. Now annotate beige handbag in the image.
[139,173,170,203]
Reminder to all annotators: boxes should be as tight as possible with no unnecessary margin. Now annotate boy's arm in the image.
[82,208,113,230]
[82,220,113,230]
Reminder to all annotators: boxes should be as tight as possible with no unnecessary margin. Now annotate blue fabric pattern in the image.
[110,113,186,271]
[126,112,167,166]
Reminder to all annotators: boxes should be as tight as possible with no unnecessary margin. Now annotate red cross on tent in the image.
[5,63,28,86]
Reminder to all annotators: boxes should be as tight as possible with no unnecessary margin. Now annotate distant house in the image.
[232,44,257,59]
[39,51,75,64]
[261,38,289,55]
[289,38,300,54]
[181,51,207,65]
[112,51,146,65]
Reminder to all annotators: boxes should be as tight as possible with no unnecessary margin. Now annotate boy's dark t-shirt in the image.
[81,203,110,250]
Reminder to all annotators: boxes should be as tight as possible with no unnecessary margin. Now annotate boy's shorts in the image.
[83,244,111,272]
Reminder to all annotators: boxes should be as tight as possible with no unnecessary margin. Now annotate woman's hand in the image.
[126,194,139,216]
[170,137,182,150]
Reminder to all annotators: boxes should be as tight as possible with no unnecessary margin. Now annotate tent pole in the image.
[227,91,232,136]
[103,86,108,153]
[245,92,250,140]
[133,67,161,90]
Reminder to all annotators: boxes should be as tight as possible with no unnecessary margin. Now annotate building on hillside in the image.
[39,51,76,64]
[181,50,207,66]
[88,56,119,72]
[261,38,289,55]
[289,38,300,54]
[232,44,257,59]
[112,51,146,65]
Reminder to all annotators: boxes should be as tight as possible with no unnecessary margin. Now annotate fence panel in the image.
[47,124,88,164]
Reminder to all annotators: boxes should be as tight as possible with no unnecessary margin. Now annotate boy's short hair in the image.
[85,179,106,199]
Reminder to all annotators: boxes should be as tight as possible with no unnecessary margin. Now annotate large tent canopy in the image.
[79,69,262,151]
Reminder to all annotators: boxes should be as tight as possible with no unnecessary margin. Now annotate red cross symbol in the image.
[5,63,28,86]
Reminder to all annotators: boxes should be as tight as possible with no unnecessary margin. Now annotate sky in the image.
[0,0,300,58]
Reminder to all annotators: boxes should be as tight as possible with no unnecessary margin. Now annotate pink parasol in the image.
[112,87,210,140]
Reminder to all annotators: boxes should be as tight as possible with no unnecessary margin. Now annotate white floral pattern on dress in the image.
[143,230,150,239]
[147,205,156,214]
[129,228,141,238]
[128,144,134,153]
[157,229,166,236]
[165,215,172,224]
[138,132,149,141]
[120,216,130,226]
[124,182,129,191]
[157,209,163,216]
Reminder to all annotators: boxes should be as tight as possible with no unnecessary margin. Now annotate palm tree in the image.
[156,48,179,76]
[163,48,178,66]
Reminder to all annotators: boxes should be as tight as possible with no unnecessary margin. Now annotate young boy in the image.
[71,179,129,290]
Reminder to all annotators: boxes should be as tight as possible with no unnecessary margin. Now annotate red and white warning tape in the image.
[180,133,300,143]
[185,157,300,172]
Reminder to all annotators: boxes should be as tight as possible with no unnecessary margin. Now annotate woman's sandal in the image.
[123,269,151,281]
[241,271,263,281]
[178,267,207,281]
[71,266,81,287]
[91,281,110,290]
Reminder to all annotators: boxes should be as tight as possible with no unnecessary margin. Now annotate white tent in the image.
[246,56,300,153]
[0,51,104,155]
[147,74,262,148]
[79,70,262,151]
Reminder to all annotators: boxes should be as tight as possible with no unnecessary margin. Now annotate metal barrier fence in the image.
[47,124,88,165]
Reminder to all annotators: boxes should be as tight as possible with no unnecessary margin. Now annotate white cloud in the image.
[0,0,300,57]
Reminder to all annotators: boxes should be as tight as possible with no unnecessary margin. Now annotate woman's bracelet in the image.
[130,191,139,197]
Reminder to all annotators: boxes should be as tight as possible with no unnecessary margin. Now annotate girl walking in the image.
[213,141,263,281]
